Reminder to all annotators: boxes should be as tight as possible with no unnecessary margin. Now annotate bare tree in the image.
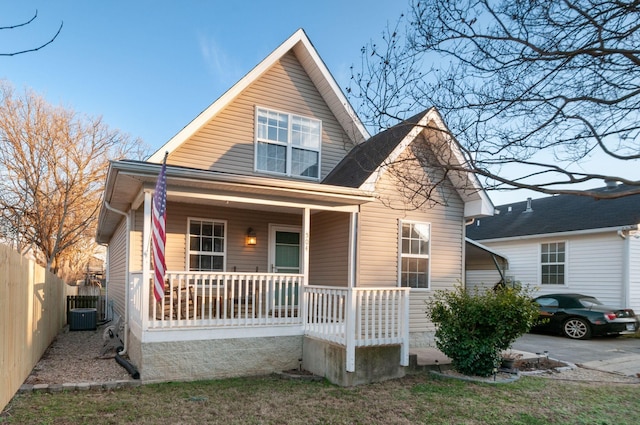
[1,9,63,56]
[0,82,147,275]
[349,0,640,200]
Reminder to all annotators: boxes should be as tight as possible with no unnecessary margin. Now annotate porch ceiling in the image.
[96,160,375,243]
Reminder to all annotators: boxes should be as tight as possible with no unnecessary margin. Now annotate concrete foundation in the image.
[302,337,405,386]
[129,334,303,383]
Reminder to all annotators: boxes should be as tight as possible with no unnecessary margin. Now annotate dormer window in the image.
[255,107,321,179]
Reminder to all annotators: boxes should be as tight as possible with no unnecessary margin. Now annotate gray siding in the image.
[158,202,300,273]
[168,51,352,180]
[357,146,465,334]
[107,218,127,318]
[309,211,350,286]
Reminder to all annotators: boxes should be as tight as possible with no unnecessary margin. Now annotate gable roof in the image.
[323,108,494,218]
[148,29,369,163]
[467,184,640,241]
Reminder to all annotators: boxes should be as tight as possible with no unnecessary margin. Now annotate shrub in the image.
[426,284,539,376]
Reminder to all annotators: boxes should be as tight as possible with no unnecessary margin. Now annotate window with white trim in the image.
[541,242,565,285]
[188,219,226,271]
[399,221,430,289]
[255,107,321,179]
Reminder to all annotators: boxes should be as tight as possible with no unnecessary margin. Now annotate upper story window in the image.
[541,242,565,285]
[255,107,321,179]
[398,221,431,289]
[188,218,226,271]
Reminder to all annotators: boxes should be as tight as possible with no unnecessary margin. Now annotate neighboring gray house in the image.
[96,29,493,386]
[466,183,640,311]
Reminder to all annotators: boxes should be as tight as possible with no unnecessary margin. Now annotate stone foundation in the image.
[135,335,303,383]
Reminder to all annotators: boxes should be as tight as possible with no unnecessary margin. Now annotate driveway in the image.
[512,332,640,376]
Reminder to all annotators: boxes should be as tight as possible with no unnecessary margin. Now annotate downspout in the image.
[97,241,109,323]
[104,201,130,355]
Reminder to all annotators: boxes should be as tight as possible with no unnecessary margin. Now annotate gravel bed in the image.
[25,326,640,386]
[24,324,133,385]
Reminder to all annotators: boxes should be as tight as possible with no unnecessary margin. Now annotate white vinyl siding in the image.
[168,52,351,179]
[479,233,626,307]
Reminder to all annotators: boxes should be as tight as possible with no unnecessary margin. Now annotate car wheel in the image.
[563,317,592,340]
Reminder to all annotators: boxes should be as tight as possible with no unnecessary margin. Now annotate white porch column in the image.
[347,211,359,289]
[302,207,310,285]
[141,191,152,330]
[401,289,410,366]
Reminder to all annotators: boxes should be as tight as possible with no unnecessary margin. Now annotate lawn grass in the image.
[1,371,638,425]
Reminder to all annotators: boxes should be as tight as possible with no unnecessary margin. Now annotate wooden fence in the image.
[0,244,77,412]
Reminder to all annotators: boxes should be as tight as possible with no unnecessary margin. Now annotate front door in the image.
[269,225,301,274]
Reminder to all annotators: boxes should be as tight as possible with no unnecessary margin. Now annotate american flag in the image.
[152,153,168,302]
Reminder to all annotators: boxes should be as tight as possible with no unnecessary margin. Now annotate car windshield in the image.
[578,297,602,308]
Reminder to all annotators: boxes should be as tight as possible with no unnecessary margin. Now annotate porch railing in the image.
[128,273,410,371]
[147,272,303,329]
[304,286,410,371]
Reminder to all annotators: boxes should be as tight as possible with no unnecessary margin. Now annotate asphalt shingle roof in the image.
[466,184,640,240]
[322,110,430,188]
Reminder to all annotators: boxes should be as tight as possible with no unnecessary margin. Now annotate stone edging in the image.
[429,370,520,384]
[18,380,141,394]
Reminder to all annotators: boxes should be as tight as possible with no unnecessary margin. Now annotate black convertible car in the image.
[532,293,639,340]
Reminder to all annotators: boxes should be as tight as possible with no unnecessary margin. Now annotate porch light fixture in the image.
[246,227,257,246]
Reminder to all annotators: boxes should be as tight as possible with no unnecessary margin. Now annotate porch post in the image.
[302,207,310,285]
[346,211,358,371]
[141,191,152,330]
[347,211,359,289]
[302,207,310,327]
[346,289,356,372]
[400,289,410,366]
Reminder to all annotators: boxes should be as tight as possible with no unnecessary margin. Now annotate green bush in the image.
[426,284,539,377]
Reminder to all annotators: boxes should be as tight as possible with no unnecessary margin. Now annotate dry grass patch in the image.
[2,371,639,425]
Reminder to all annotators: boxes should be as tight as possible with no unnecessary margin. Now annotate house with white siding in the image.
[96,29,493,386]
[466,184,640,312]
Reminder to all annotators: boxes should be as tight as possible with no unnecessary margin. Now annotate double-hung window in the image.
[399,221,431,289]
[541,242,565,285]
[255,107,321,179]
[188,219,226,271]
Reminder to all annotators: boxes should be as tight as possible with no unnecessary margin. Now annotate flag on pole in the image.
[152,153,168,302]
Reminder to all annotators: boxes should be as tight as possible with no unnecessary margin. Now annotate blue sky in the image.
[1,1,402,150]
[2,2,636,206]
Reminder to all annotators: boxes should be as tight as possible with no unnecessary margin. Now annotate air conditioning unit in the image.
[69,308,97,331]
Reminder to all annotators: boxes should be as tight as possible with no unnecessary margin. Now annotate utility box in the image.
[69,308,97,331]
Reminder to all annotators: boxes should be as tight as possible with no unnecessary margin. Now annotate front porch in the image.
[126,272,409,382]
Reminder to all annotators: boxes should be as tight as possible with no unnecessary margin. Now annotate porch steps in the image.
[408,348,453,371]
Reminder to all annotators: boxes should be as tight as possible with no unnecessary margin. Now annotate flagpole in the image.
[152,152,168,302]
